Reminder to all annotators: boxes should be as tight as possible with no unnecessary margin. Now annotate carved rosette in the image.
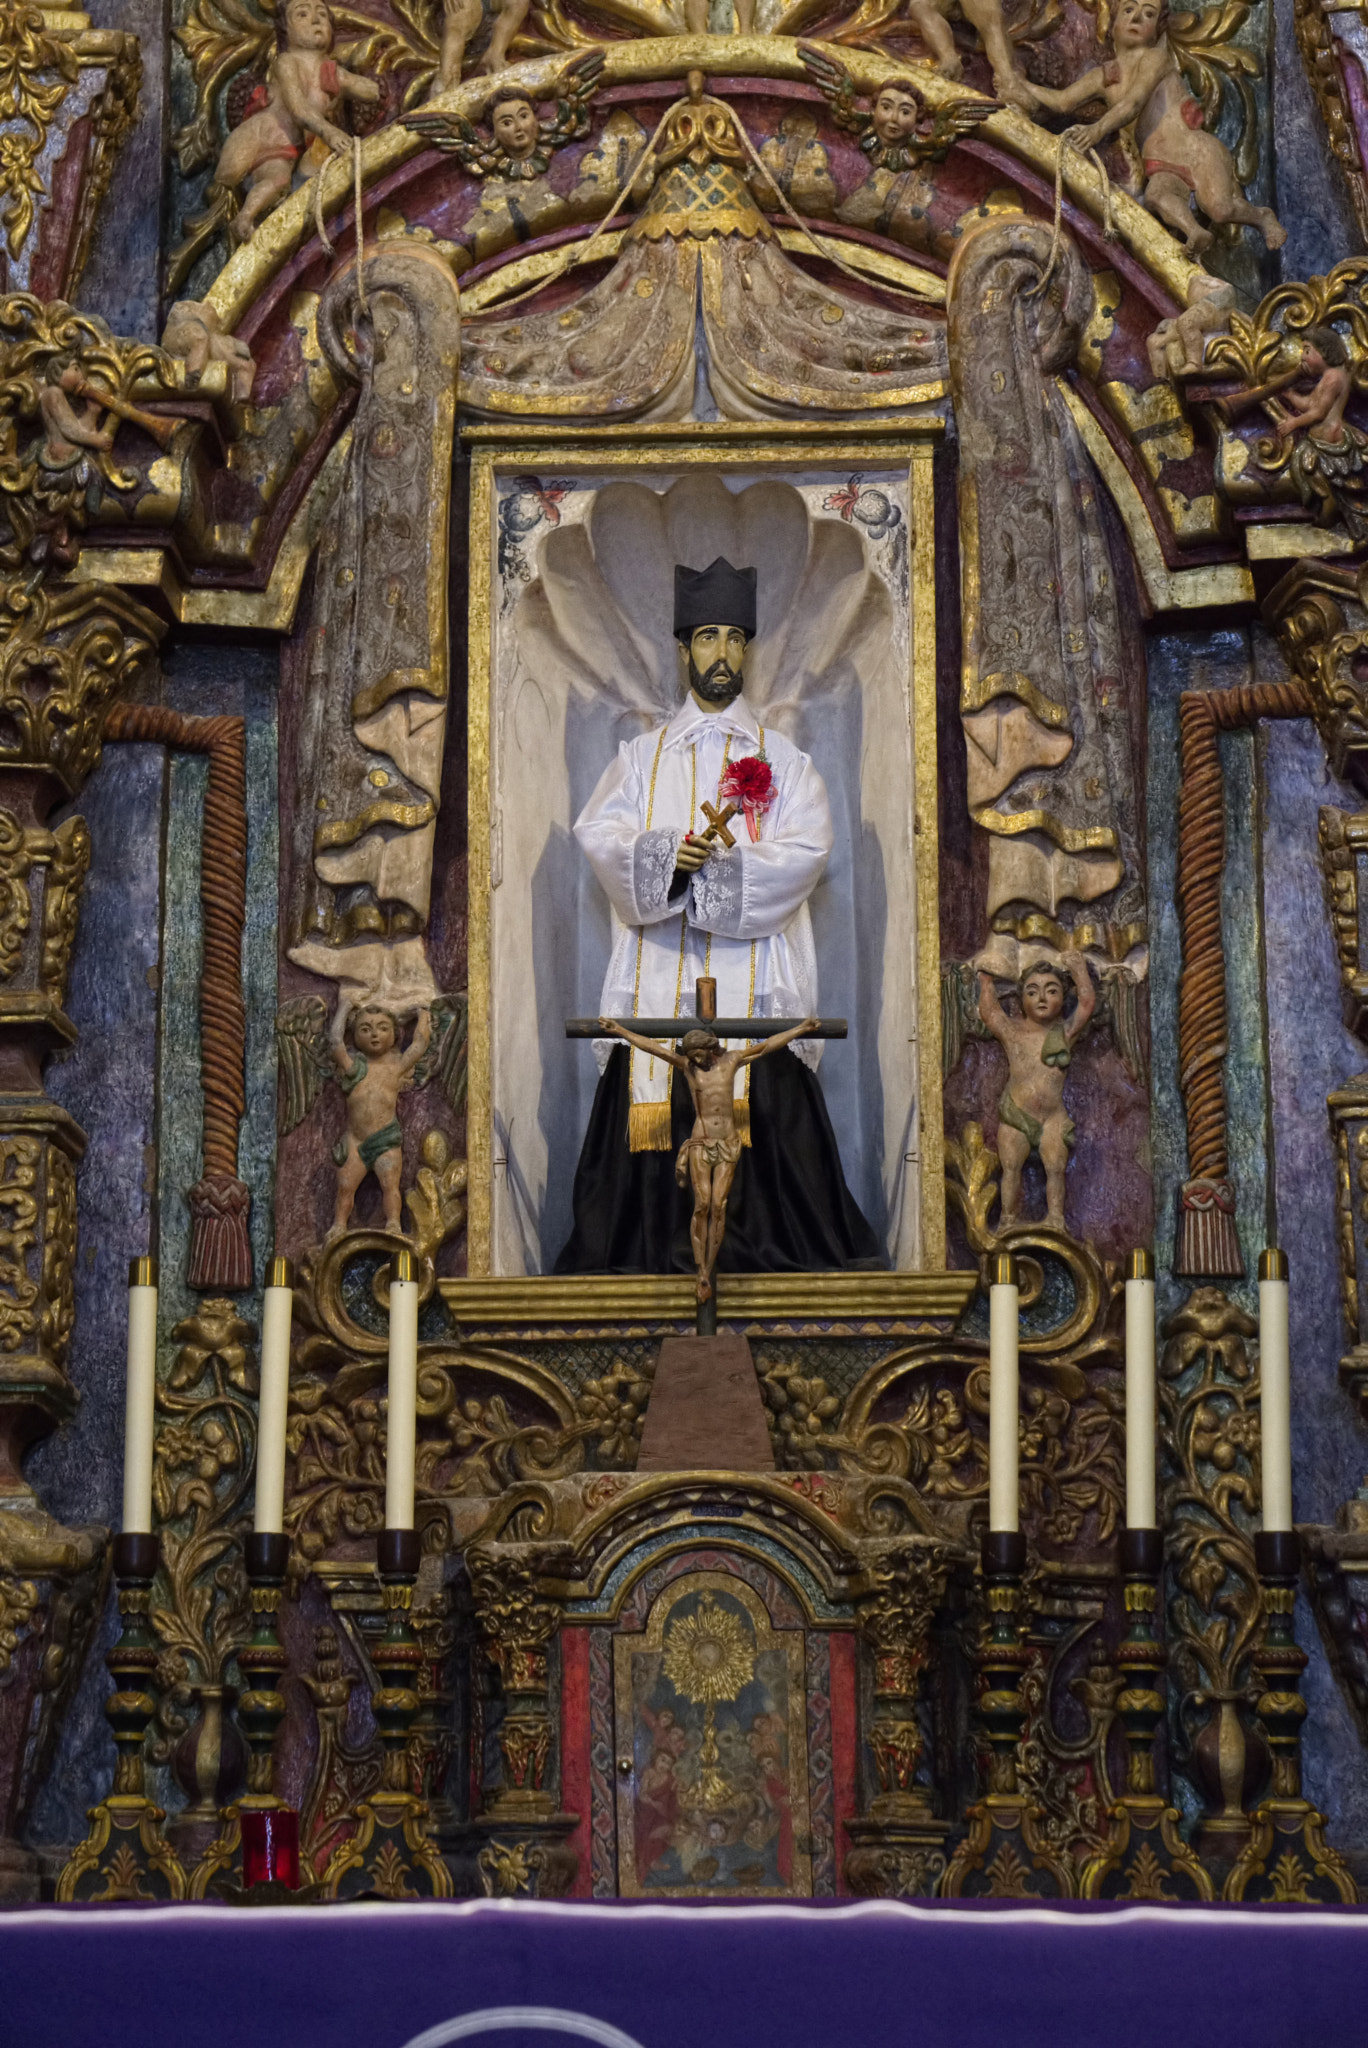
[844,1539,956,1898]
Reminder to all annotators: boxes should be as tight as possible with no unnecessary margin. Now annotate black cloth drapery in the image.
[554,1045,883,1274]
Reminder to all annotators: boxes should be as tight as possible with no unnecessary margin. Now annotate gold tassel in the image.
[734,1097,752,1148]
[628,1098,674,1152]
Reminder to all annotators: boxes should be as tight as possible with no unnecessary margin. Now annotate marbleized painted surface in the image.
[25,741,165,1854]
[1259,700,1368,1846]
[80,0,169,342]
[1272,0,1361,286]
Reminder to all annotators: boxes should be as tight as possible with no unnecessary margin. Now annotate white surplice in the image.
[573,692,833,1148]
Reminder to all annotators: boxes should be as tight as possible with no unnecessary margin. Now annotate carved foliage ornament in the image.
[0,4,77,260]
[0,581,159,794]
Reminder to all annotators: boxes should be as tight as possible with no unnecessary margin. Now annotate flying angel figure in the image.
[799,48,997,173]
[404,51,603,182]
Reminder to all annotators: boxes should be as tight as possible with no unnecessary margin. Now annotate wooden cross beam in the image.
[567,975,846,1038]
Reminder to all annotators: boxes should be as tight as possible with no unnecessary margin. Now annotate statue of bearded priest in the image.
[555,556,881,1276]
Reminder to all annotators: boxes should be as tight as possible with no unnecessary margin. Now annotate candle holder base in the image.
[941,1795,1075,1900]
[321,1529,453,1901]
[1224,1800,1357,1903]
[56,1793,189,1903]
[321,1790,454,1900]
[1079,1796,1213,1901]
[1223,1530,1357,1903]
[1081,1530,1214,1900]
[56,1534,189,1903]
[942,1533,1074,1900]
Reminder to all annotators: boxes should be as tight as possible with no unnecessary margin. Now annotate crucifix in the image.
[567,977,847,1335]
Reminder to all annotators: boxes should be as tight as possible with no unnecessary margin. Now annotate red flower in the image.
[720,754,775,842]
[721,756,774,807]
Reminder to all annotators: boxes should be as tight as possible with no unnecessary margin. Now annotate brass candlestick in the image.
[56,1533,189,1901]
[943,1531,1074,1898]
[1081,1529,1212,1899]
[321,1527,452,1898]
[1225,1530,1356,1902]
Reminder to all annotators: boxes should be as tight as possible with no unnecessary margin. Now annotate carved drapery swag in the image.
[947,217,1145,970]
[459,97,946,423]
[288,245,460,1008]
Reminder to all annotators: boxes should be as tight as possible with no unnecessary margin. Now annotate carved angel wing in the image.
[543,49,606,150]
[940,961,989,1078]
[919,95,999,164]
[412,993,469,1112]
[798,44,869,141]
[276,996,332,1136]
[1098,966,1148,1088]
[402,108,498,177]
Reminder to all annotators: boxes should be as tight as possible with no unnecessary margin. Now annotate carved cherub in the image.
[36,357,114,473]
[406,50,602,177]
[1021,0,1285,256]
[211,0,381,246]
[800,50,998,171]
[597,1015,820,1303]
[977,954,1094,1231]
[327,1000,431,1238]
[1274,328,1368,539]
[1145,271,1236,382]
[432,0,531,91]
[161,301,257,404]
[275,990,468,1241]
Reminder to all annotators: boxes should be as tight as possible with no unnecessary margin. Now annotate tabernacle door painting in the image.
[613,1574,812,1900]
[467,430,942,1281]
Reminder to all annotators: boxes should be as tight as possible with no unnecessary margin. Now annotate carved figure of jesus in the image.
[596,1015,819,1299]
[213,0,381,246]
[977,954,1094,1231]
[328,999,431,1238]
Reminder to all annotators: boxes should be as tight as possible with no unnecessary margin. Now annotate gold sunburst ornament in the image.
[663,1592,756,1809]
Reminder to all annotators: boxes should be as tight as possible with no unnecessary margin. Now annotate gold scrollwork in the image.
[0,4,77,260]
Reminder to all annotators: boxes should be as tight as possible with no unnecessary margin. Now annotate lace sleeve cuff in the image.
[689,849,745,935]
[632,828,683,920]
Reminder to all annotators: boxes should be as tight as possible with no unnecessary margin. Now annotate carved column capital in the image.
[1264,559,1368,792]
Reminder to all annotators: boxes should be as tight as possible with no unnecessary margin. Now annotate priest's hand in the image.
[674,833,711,875]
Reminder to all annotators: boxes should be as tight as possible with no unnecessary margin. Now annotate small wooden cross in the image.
[696,799,738,849]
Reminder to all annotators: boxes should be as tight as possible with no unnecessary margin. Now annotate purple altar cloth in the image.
[3,1898,1367,2048]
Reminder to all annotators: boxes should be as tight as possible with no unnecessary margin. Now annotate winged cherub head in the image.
[871,80,924,148]
[489,87,541,163]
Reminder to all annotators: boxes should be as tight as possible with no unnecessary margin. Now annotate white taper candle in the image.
[1259,1247,1292,1533]
[1125,1249,1157,1529]
[255,1256,294,1536]
[385,1250,419,1531]
[122,1256,158,1535]
[988,1251,1019,1534]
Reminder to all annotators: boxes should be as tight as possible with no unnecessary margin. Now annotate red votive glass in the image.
[241,1807,301,1889]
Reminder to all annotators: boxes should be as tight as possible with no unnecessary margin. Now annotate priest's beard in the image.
[687,653,745,707]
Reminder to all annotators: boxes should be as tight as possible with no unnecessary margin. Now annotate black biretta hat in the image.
[673,557,757,641]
